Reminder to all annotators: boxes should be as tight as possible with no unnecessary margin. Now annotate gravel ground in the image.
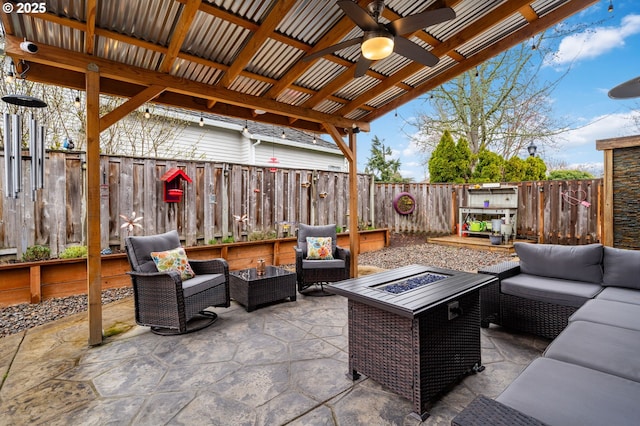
[0,234,513,339]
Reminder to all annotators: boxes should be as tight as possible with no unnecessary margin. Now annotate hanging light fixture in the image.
[312,134,317,144]
[199,115,204,127]
[281,130,286,139]
[74,95,81,108]
[1,61,47,108]
[361,31,394,60]
[608,0,614,12]
[243,120,249,135]
[144,108,150,119]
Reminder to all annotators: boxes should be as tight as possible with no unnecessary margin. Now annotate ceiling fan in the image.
[303,0,456,78]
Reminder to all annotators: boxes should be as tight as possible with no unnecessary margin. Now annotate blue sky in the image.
[356,1,640,181]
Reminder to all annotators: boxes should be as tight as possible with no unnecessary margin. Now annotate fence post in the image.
[537,183,545,244]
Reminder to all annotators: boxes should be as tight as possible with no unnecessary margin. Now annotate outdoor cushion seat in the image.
[496,357,640,426]
[501,273,602,308]
[596,286,640,305]
[301,259,346,269]
[544,320,640,382]
[125,230,230,335]
[294,223,350,295]
[569,299,640,331]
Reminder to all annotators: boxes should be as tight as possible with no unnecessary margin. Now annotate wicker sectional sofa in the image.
[453,242,640,425]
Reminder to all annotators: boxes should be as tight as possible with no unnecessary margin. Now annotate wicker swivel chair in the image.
[125,230,230,335]
[294,223,350,295]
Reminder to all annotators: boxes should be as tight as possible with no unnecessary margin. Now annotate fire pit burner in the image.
[382,272,448,294]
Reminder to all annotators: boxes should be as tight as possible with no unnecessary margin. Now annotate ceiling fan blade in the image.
[303,37,363,61]
[388,7,456,36]
[354,56,372,78]
[393,36,439,67]
[338,0,379,31]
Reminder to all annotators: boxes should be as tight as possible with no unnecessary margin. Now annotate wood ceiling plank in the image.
[85,0,97,54]
[159,0,202,73]
[219,0,298,88]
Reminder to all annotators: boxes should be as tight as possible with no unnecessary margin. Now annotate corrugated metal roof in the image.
[0,0,598,133]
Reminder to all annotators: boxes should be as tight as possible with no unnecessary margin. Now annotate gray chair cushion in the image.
[302,259,346,270]
[496,357,640,426]
[515,242,603,284]
[602,246,640,289]
[501,274,602,308]
[544,320,640,382]
[297,223,337,256]
[126,230,181,272]
[182,273,226,298]
[596,286,640,305]
[569,299,640,331]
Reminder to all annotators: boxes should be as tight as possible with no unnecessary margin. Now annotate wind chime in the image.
[2,58,48,200]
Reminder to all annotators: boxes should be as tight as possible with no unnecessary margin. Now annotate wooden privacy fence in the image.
[0,151,374,257]
[374,179,602,245]
[0,149,602,258]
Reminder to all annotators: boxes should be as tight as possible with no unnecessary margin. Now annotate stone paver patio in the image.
[0,293,548,425]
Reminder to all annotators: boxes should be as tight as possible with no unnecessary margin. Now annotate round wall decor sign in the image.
[393,192,416,215]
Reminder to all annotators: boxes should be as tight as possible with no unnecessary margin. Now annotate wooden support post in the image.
[30,265,41,304]
[602,149,614,246]
[451,187,457,234]
[86,64,103,346]
[538,183,545,244]
[348,131,359,278]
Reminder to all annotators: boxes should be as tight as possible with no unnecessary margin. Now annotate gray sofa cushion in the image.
[501,273,602,308]
[302,259,346,270]
[496,357,640,426]
[514,242,603,284]
[569,299,640,331]
[182,273,226,298]
[596,286,640,305]
[544,320,640,382]
[602,246,640,289]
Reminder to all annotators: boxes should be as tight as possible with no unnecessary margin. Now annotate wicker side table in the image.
[229,266,296,312]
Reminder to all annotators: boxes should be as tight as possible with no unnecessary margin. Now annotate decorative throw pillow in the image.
[306,237,334,260]
[151,247,196,281]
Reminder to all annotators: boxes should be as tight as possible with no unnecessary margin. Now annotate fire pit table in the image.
[326,264,497,420]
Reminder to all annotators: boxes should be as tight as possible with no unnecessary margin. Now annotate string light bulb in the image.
[608,0,613,12]
[281,130,286,139]
[144,108,150,119]
[199,116,204,127]
[74,96,81,108]
[312,134,317,144]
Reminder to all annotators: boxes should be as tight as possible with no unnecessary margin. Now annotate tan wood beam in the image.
[219,0,298,88]
[159,0,202,73]
[100,85,167,132]
[4,35,369,132]
[324,124,358,278]
[365,0,599,122]
[85,0,97,54]
[86,63,102,346]
[0,1,15,34]
[336,0,535,117]
[602,149,613,246]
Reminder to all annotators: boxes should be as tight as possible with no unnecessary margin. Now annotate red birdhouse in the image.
[160,167,192,203]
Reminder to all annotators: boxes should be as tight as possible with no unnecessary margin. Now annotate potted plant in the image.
[483,199,490,207]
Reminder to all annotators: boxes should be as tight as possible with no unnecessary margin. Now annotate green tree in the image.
[548,169,594,180]
[523,156,547,181]
[471,150,504,183]
[504,156,526,182]
[428,130,471,183]
[364,136,407,182]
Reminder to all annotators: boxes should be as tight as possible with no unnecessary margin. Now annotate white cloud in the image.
[557,110,639,148]
[546,14,640,67]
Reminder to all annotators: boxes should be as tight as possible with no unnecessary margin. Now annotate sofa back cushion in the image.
[514,242,603,284]
[602,246,640,289]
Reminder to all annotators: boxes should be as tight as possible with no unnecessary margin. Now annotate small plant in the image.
[22,245,51,262]
[221,236,235,244]
[59,245,88,259]
[207,238,220,245]
[336,226,343,233]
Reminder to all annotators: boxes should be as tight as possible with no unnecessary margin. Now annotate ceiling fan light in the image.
[361,31,394,60]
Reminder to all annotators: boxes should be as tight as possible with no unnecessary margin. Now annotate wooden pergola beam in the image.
[100,85,167,132]
[3,35,370,133]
